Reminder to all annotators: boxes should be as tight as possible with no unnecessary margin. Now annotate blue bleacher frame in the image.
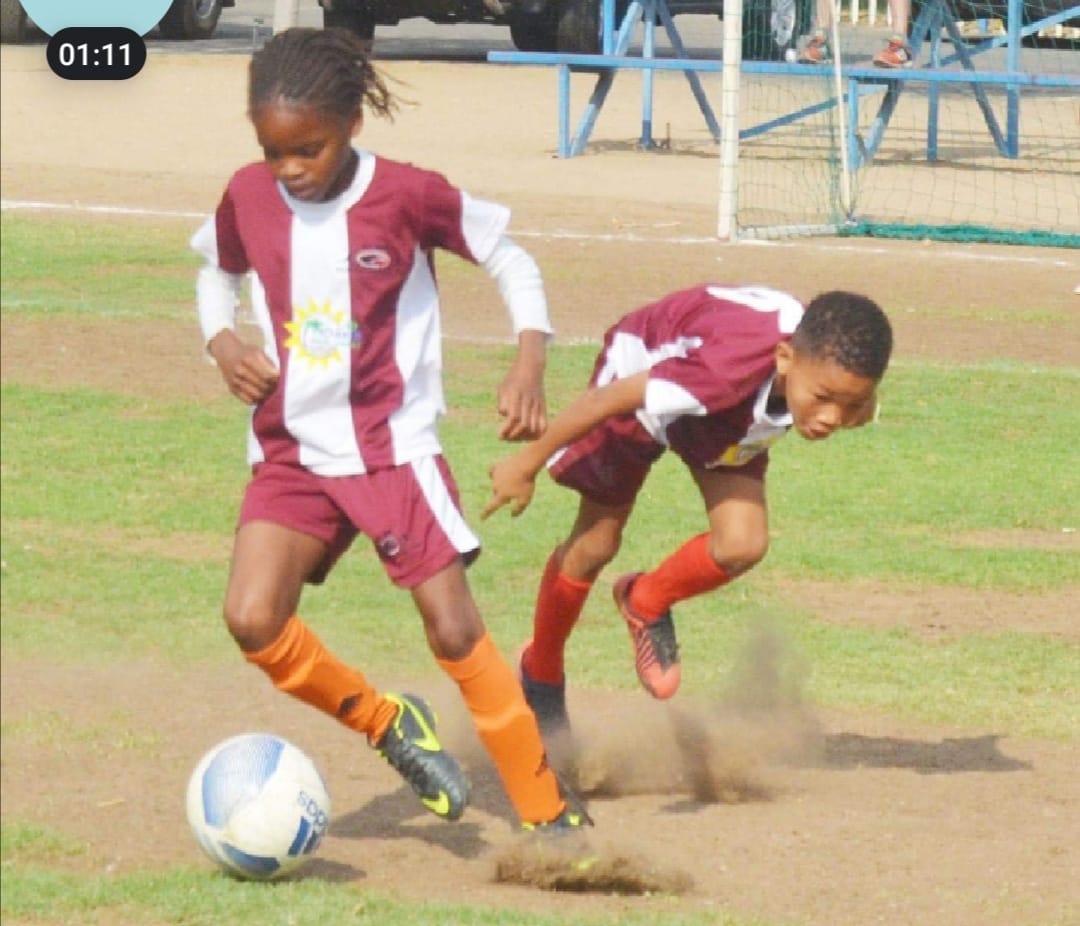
[487,0,1080,165]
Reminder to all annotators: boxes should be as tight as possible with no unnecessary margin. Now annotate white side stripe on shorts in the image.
[411,457,480,556]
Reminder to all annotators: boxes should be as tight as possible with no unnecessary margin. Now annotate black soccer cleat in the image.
[521,770,595,836]
[374,693,470,821]
[519,641,572,743]
[520,803,594,834]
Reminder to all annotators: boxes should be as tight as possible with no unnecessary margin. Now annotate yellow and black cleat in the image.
[521,804,594,834]
[375,693,470,821]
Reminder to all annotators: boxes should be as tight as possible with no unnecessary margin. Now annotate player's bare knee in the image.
[710,532,768,577]
[223,597,278,653]
[568,529,621,579]
[427,621,484,662]
[418,593,485,662]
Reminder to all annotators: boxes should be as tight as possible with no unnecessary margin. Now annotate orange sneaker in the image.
[873,37,914,68]
[798,33,830,63]
[612,573,681,700]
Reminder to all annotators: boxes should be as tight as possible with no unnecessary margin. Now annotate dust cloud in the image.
[566,622,822,803]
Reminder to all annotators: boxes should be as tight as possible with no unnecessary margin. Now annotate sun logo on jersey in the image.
[284,301,362,368]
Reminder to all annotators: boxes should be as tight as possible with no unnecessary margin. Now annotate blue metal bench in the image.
[487,0,1080,162]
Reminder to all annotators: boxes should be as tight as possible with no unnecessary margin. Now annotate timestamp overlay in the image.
[24,0,172,79]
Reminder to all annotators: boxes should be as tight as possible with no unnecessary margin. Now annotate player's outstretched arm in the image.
[483,371,649,519]
[479,237,553,441]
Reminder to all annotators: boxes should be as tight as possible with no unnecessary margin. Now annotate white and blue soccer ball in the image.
[186,733,331,880]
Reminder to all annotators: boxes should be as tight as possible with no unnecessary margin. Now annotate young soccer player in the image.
[483,285,892,746]
[192,27,587,832]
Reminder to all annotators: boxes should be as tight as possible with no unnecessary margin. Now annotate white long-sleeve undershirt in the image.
[194,233,552,353]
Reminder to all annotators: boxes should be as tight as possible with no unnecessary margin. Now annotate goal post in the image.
[717,0,744,239]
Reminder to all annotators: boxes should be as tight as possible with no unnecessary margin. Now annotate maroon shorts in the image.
[547,414,666,507]
[549,414,768,508]
[238,456,480,588]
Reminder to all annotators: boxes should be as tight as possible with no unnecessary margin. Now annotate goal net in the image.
[722,0,1080,245]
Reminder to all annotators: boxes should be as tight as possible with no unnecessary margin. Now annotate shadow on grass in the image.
[822,732,1032,775]
[331,785,491,860]
[298,857,366,882]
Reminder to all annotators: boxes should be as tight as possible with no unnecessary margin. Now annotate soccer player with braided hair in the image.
[192,27,588,833]
[483,286,892,758]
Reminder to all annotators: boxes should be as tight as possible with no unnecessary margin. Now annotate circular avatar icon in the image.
[18,0,173,36]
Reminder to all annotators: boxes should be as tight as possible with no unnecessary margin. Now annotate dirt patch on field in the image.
[8,518,231,565]
[2,658,1078,926]
[775,578,1080,640]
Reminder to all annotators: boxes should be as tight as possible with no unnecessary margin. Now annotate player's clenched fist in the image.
[495,331,549,442]
[208,329,280,405]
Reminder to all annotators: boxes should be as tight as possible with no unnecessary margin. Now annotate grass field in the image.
[2,212,1078,925]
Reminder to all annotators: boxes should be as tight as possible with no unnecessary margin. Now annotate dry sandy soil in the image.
[1,46,1078,926]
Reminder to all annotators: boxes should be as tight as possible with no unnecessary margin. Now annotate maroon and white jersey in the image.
[192,150,514,476]
[593,284,803,470]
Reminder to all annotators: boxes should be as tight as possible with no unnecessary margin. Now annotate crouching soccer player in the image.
[483,285,892,749]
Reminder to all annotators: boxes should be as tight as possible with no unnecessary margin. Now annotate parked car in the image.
[318,0,812,59]
[157,0,236,39]
[933,0,1079,47]
[0,0,234,43]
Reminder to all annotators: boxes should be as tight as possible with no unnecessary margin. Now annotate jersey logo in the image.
[706,433,785,468]
[284,301,362,368]
[354,248,392,271]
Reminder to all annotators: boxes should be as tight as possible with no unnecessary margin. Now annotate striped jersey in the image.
[192,150,511,476]
[594,284,803,470]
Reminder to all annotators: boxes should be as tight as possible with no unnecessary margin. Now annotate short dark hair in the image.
[792,291,893,381]
[248,27,396,123]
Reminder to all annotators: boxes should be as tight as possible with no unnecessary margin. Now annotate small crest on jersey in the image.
[354,248,392,271]
[375,532,401,560]
[284,300,362,368]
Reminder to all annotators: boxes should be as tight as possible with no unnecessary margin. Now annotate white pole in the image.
[829,0,853,218]
[273,0,301,32]
[716,0,743,240]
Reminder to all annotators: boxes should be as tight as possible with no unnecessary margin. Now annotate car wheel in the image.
[158,0,224,39]
[0,0,29,43]
[323,3,376,39]
[742,0,809,60]
[511,11,559,50]
[556,0,602,53]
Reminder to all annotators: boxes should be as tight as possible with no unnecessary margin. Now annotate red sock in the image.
[523,548,592,685]
[630,533,730,620]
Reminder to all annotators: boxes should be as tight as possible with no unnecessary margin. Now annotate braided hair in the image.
[249,27,396,123]
[793,291,893,381]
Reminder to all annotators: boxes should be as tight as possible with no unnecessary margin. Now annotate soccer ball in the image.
[186,733,331,880]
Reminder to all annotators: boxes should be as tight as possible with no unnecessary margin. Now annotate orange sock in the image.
[630,533,731,620]
[244,615,398,744]
[524,548,592,685]
[437,633,563,825]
